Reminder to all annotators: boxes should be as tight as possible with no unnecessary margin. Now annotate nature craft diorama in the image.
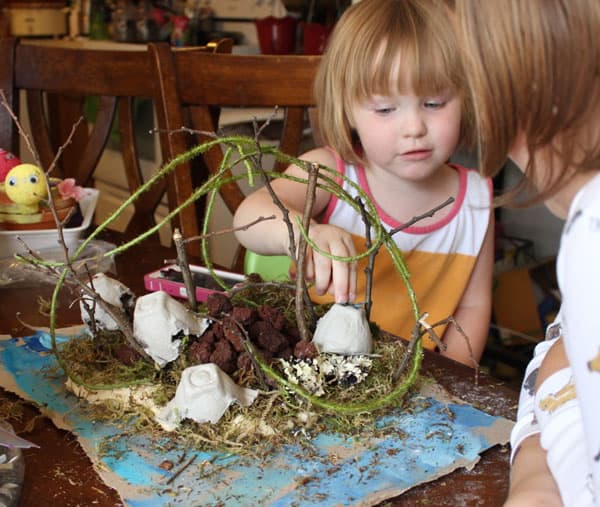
[3,105,478,461]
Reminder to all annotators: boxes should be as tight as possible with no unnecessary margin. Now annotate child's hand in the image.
[302,224,357,304]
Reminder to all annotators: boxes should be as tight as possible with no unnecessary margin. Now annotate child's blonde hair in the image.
[314,0,468,165]
[454,0,600,202]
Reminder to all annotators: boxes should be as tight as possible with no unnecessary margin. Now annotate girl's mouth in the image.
[402,149,432,160]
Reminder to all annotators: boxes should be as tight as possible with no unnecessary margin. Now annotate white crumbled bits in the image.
[312,304,373,355]
[280,354,373,397]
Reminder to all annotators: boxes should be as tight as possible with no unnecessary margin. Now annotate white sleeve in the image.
[535,367,595,506]
[558,184,600,499]
[509,333,560,463]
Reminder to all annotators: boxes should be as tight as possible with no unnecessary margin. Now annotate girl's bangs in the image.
[353,35,457,102]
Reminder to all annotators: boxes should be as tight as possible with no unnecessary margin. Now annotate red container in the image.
[302,22,333,55]
[255,16,297,54]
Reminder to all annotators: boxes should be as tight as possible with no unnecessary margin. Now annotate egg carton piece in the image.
[312,303,373,355]
[133,291,209,368]
[156,363,258,430]
[79,273,135,332]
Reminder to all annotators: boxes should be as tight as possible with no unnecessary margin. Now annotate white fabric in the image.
[557,173,600,503]
[511,172,600,504]
[325,161,491,256]
[509,333,560,463]
[535,367,594,506]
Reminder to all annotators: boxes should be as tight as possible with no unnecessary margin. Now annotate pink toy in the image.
[0,149,21,182]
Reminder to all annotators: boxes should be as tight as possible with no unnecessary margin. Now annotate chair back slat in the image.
[75,95,118,185]
[150,45,321,270]
[24,89,56,171]
[0,38,18,152]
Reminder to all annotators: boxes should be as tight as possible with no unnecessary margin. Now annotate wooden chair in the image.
[149,44,321,270]
[0,37,232,246]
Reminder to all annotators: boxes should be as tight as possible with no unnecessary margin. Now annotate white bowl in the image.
[0,188,99,259]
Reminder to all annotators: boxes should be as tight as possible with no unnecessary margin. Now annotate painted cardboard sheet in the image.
[0,331,513,506]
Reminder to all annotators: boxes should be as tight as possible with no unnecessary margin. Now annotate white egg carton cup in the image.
[0,188,99,259]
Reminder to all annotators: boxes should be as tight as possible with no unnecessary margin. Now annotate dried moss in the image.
[57,330,155,387]
[57,317,416,458]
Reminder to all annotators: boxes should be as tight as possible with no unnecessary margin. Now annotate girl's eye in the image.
[7,177,16,186]
[374,106,395,115]
[423,99,447,109]
[29,175,39,184]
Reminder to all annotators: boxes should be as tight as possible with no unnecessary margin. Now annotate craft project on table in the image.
[0,328,513,507]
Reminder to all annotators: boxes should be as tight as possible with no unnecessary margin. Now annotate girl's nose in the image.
[402,110,427,138]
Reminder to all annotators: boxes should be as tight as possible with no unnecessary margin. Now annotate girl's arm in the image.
[505,337,570,507]
[233,148,357,302]
[233,147,333,255]
[441,212,494,366]
[504,435,562,507]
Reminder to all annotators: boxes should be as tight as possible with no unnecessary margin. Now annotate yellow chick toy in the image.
[4,164,48,213]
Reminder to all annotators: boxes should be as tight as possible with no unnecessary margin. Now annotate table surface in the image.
[0,237,518,507]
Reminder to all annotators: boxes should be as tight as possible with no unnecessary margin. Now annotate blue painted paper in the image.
[0,334,512,506]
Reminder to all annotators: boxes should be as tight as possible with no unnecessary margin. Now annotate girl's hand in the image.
[301,224,357,303]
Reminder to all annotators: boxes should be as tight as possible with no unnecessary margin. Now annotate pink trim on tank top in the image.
[321,151,468,234]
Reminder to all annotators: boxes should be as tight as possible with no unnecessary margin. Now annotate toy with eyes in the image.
[4,164,48,213]
[0,164,80,230]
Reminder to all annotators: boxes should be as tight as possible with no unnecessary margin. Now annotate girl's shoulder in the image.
[575,172,600,210]
[288,147,348,182]
[296,147,339,169]
[450,163,492,205]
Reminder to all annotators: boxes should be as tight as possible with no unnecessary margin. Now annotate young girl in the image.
[453,0,600,505]
[233,0,494,367]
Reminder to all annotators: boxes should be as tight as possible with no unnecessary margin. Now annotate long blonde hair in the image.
[315,0,468,166]
[454,0,600,202]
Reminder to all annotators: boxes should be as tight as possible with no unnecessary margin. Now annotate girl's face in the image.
[350,89,461,182]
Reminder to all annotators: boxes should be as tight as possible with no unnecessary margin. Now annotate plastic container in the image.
[0,188,99,259]
[0,421,25,507]
[144,264,245,303]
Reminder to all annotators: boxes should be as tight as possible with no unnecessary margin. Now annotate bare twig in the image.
[251,160,298,259]
[392,313,480,383]
[243,120,316,325]
[393,314,426,382]
[41,116,85,263]
[294,162,319,342]
[173,228,197,310]
[166,454,197,485]
[430,316,480,384]
[354,196,376,320]
[184,215,275,244]
[45,116,85,177]
[231,320,269,390]
[389,197,455,236]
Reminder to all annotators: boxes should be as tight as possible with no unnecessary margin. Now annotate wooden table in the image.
[0,239,517,506]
